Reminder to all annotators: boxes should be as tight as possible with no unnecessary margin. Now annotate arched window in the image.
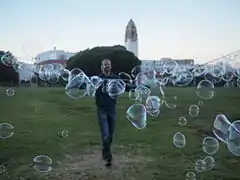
[131,30,135,38]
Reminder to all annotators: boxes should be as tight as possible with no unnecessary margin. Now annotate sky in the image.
[0,0,240,64]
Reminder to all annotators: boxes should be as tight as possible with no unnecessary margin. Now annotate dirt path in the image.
[47,147,152,180]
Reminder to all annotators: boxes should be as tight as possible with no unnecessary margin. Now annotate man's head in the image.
[101,59,112,75]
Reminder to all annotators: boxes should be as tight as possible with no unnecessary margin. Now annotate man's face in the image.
[101,59,111,73]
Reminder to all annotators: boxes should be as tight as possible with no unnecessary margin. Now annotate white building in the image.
[35,47,76,65]
[35,47,76,71]
[125,19,138,57]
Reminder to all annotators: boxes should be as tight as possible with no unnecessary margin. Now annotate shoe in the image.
[105,158,112,167]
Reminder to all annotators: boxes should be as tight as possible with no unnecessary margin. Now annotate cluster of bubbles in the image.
[1,53,240,179]
[172,90,240,178]
[0,51,24,71]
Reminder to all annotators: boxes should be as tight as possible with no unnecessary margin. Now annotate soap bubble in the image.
[173,132,186,148]
[226,120,240,156]
[194,159,206,172]
[129,89,138,100]
[196,80,215,99]
[1,52,16,66]
[203,156,215,171]
[60,69,70,81]
[179,117,187,126]
[189,105,200,117]
[202,136,220,155]
[6,88,15,97]
[198,101,203,106]
[106,79,126,97]
[213,114,231,143]
[163,59,178,74]
[135,85,151,100]
[186,171,196,180]
[33,155,52,173]
[61,130,68,137]
[126,104,147,129]
[65,72,88,99]
[0,123,14,139]
[145,96,161,114]
[0,165,6,174]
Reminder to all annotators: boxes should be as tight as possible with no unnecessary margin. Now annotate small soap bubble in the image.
[33,155,52,173]
[0,165,6,174]
[6,88,15,97]
[189,105,200,117]
[0,123,14,139]
[203,156,215,171]
[173,132,186,148]
[202,136,220,155]
[61,130,68,137]
[179,117,187,126]
[198,100,203,106]
[186,171,196,180]
[195,159,206,172]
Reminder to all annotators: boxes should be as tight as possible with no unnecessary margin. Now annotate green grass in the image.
[0,87,240,180]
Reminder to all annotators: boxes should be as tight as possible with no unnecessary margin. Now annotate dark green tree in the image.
[67,45,141,76]
[0,51,19,86]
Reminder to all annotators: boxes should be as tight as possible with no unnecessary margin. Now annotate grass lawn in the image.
[0,87,240,180]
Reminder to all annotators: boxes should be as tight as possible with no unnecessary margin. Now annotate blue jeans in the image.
[97,109,116,159]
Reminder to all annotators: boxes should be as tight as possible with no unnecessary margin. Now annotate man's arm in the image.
[125,83,136,92]
[114,74,136,92]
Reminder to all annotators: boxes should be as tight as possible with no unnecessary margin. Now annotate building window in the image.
[131,30,135,38]
[59,54,66,60]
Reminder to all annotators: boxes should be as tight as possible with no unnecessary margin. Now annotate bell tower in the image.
[124,19,138,57]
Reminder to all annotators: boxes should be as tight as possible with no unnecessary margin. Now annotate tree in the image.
[0,51,19,86]
[66,45,141,76]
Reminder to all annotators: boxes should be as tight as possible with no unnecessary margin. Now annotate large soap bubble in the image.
[163,59,177,74]
[135,72,150,87]
[226,120,240,156]
[135,85,151,100]
[213,114,231,143]
[45,69,61,84]
[119,72,133,85]
[90,76,103,87]
[196,80,215,99]
[106,79,126,97]
[126,104,147,129]
[65,72,88,99]
[171,68,194,87]
[0,52,16,66]
[60,69,70,81]
[145,96,161,114]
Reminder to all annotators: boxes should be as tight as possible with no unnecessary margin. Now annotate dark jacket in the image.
[95,73,135,112]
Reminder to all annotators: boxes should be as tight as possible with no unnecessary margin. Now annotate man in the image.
[95,59,134,167]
